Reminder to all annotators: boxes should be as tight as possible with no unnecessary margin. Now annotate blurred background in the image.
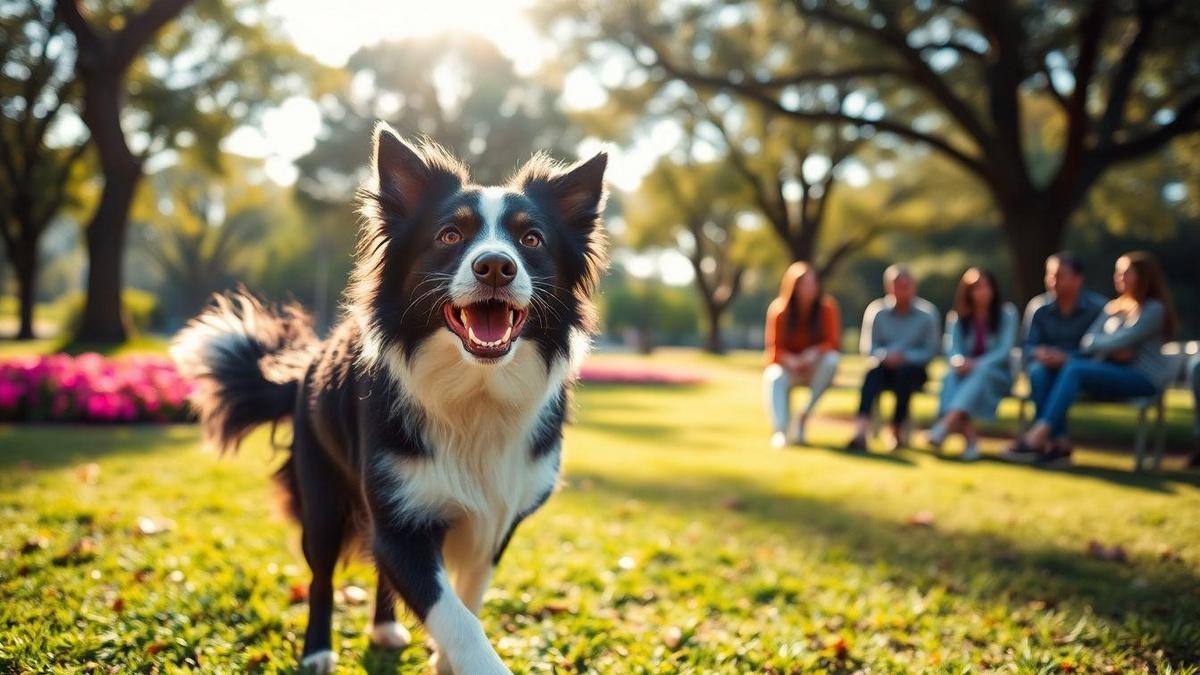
[2,0,1198,351]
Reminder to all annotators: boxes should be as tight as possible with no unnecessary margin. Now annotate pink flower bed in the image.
[0,353,192,424]
[0,353,703,425]
[577,362,706,386]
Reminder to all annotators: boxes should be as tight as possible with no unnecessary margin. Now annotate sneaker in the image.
[845,435,868,452]
[1034,446,1072,468]
[787,415,807,446]
[1000,441,1041,464]
[771,432,788,449]
[960,442,981,462]
[927,422,948,451]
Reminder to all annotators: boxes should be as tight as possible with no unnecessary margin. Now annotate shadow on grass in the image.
[566,470,1200,665]
[0,424,197,475]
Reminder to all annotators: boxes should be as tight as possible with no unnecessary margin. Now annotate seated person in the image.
[847,265,940,451]
[1004,252,1104,462]
[763,262,841,447]
[928,268,1018,461]
[1013,252,1178,467]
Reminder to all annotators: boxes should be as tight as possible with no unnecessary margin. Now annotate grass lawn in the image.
[1,349,1198,673]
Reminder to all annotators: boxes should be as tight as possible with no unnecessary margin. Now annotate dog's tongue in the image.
[464,301,511,343]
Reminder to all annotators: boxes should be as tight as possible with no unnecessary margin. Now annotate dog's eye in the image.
[437,228,463,245]
[520,231,544,248]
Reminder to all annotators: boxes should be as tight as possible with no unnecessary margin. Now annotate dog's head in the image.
[352,122,608,368]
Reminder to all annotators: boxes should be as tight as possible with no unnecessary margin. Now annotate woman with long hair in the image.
[1013,251,1178,466]
[763,262,842,448]
[927,268,1018,460]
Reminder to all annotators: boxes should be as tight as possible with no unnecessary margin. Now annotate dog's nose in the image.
[472,252,517,288]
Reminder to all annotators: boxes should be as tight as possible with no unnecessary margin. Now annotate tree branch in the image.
[113,0,194,71]
[1101,92,1200,164]
[54,0,99,57]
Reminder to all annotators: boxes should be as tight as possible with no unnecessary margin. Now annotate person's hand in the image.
[1110,348,1135,363]
[882,351,904,368]
[1031,346,1049,363]
[1041,348,1067,368]
[953,357,974,376]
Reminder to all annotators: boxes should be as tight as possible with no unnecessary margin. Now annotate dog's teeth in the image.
[460,309,467,325]
[468,326,479,344]
[502,326,512,342]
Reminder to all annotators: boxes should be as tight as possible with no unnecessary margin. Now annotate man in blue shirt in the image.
[1004,252,1104,463]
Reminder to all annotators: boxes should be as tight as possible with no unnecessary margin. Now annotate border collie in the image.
[171,122,607,674]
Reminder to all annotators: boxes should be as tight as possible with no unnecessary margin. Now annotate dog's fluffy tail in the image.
[171,290,318,453]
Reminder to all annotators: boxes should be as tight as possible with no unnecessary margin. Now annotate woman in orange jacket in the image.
[763,262,842,447]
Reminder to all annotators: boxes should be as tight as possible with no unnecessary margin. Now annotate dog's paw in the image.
[369,621,411,650]
[300,649,338,674]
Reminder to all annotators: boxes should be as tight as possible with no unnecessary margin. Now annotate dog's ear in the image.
[372,122,465,215]
[514,152,608,232]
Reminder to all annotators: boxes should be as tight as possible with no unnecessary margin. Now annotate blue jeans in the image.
[1027,363,1060,435]
[1036,358,1157,437]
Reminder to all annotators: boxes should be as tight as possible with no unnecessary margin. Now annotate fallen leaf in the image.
[906,511,936,527]
[111,597,125,612]
[289,583,308,604]
[76,463,101,485]
[1086,540,1128,562]
[136,516,175,536]
[720,497,746,511]
[662,625,684,650]
[20,536,49,554]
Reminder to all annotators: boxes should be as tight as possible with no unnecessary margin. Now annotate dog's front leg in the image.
[371,520,510,675]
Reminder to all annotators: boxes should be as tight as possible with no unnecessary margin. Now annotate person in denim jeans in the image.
[1012,252,1179,467]
[1003,253,1104,463]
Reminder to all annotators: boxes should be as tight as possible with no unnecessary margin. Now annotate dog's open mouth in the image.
[443,300,529,359]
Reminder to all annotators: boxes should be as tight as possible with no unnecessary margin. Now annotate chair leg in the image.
[1152,397,1167,470]
[1133,405,1149,472]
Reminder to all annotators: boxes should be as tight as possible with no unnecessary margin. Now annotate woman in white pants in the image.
[763,262,842,447]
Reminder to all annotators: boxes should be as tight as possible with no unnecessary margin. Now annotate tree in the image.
[0,1,88,339]
[297,33,580,197]
[592,0,1200,302]
[130,152,273,318]
[56,0,310,342]
[625,154,760,353]
[293,33,581,325]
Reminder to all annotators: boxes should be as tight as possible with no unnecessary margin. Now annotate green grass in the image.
[1,350,1198,673]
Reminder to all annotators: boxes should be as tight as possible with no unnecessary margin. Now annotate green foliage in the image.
[600,271,699,349]
[0,351,1198,671]
[129,152,281,320]
[296,33,579,202]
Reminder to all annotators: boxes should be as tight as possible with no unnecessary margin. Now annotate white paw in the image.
[369,621,412,649]
[430,649,511,675]
[300,649,338,674]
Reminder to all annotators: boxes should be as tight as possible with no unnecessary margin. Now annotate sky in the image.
[221,0,697,283]
[225,0,664,192]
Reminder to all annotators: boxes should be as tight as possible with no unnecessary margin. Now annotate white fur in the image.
[449,187,533,306]
[424,571,510,675]
[300,649,337,674]
[376,329,572,558]
[368,621,412,649]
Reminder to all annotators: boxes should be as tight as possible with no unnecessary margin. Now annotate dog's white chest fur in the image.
[378,331,577,561]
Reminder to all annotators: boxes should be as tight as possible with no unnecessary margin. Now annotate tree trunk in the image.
[700,300,726,354]
[1001,204,1068,306]
[73,70,139,344]
[13,241,38,341]
[75,163,139,342]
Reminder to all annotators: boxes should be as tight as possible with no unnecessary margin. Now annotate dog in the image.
[170,122,608,674]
